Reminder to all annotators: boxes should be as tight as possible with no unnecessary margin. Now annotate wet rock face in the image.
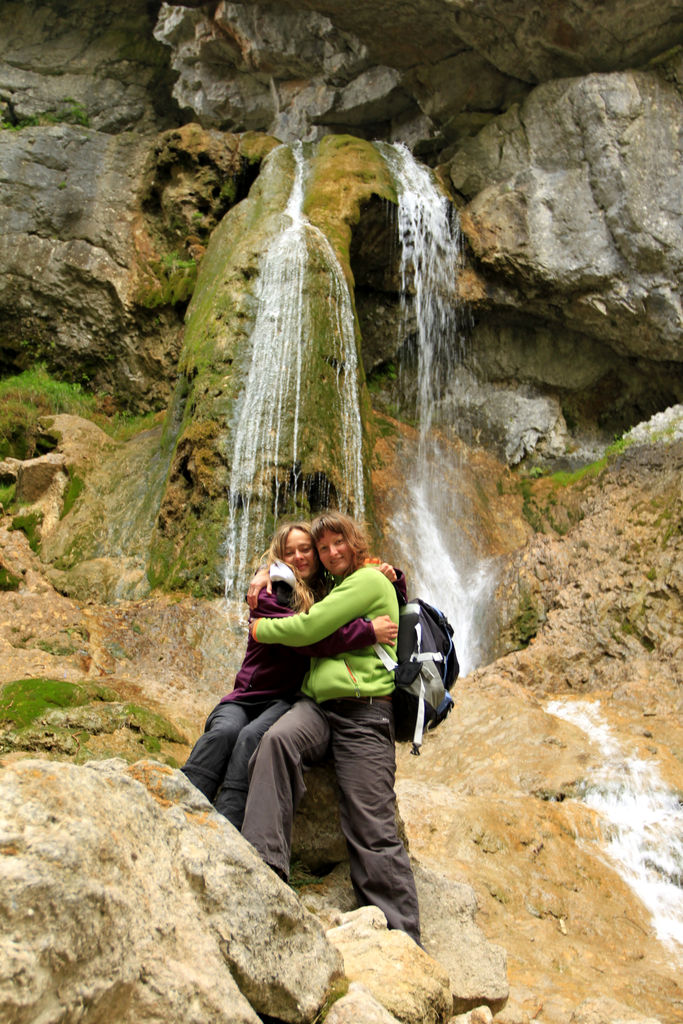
[1,0,681,452]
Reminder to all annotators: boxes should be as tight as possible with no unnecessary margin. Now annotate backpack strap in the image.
[372,643,426,756]
[412,679,426,756]
[373,642,397,673]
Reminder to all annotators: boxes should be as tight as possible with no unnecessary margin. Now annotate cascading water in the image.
[378,142,495,674]
[224,142,364,595]
[547,698,683,960]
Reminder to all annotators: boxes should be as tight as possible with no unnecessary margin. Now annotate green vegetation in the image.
[0,482,16,508]
[0,678,187,764]
[10,511,43,552]
[511,589,542,648]
[0,678,114,730]
[0,364,162,460]
[506,433,641,536]
[288,858,327,892]
[136,251,198,309]
[0,566,21,591]
[0,365,96,458]
[1,98,89,131]
[61,471,85,519]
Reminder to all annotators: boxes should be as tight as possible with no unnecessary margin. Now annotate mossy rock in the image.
[10,511,43,553]
[0,678,187,765]
[0,565,22,591]
[0,678,116,730]
[305,134,396,281]
[148,137,398,593]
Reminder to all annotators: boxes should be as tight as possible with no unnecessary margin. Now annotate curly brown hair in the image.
[310,511,370,573]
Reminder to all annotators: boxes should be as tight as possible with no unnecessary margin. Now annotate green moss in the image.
[305,134,396,282]
[122,703,187,744]
[136,252,198,309]
[511,590,542,648]
[0,566,21,591]
[0,678,186,762]
[1,98,89,130]
[61,472,85,518]
[0,678,94,729]
[0,482,16,508]
[518,479,545,533]
[149,137,388,592]
[10,510,43,552]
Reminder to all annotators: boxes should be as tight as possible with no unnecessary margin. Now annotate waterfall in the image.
[378,142,495,674]
[547,698,683,959]
[224,143,364,595]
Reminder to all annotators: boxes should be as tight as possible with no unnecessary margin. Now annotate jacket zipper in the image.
[345,661,361,697]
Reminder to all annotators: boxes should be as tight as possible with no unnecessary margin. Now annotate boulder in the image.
[325,981,402,1024]
[0,758,343,1024]
[15,452,68,504]
[415,864,509,1014]
[326,905,452,1024]
[452,70,683,363]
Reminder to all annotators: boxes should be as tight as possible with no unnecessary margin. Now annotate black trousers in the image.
[241,696,421,943]
[181,698,291,829]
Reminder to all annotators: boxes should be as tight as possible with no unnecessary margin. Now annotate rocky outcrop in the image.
[1,419,682,1021]
[327,905,453,1024]
[0,0,177,133]
[0,757,343,1023]
[0,755,510,1024]
[158,0,683,149]
[2,0,681,460]
[450,66,683,440]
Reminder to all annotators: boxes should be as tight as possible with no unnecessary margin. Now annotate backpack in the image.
[374,598,459,755]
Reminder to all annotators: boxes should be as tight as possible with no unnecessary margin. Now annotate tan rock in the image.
[569,996,664,1024]
[327,906,452,1024]
[15,452,69,536]
[414,864,508,1013]
[326,981,402,1024]
[0,758,343,1024]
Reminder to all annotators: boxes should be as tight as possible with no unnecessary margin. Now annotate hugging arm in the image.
[252,570,393,647]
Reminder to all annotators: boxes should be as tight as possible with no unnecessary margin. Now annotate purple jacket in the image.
[221,570,407,704]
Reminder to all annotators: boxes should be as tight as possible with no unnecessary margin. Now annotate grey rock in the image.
[414,864,509,1014]
[0,0,176,133]
[0,123,182,409]
[441,368,570,466]
[160,0,683,145]
[452,70,683,362]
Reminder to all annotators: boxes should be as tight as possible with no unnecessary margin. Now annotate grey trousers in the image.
[181,698,291,829]
[241,696,421,944]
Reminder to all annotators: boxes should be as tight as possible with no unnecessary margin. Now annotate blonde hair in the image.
[266,521,327,612]
[310,511,370,574]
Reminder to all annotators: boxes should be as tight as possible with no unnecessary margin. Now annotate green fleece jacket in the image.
[252,566,398,702]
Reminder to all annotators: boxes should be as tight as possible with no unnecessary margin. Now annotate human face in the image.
[315,529,354,577]
[283,528,318,582]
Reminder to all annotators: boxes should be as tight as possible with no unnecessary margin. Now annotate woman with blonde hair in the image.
[243,511,421,945]
[181,520,399,829]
